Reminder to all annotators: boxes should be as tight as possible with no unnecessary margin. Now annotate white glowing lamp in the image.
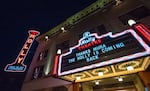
[118,77,123,82]
[57,49,62,54]
[127,66,134,71]
[98,72,103,76]
[95,81,99,85]
[61,27,65,30]
[76,76,81,80]
[61,27,67,33]
[128,19,136,26]
[45,35,49,40]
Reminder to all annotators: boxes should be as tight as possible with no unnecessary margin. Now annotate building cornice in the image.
[36,0,115,42]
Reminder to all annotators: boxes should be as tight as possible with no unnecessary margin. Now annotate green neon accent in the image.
[37,0,115,41]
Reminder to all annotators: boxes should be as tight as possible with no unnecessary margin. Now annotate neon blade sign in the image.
[58,29,150,76]
[4,30,40,72]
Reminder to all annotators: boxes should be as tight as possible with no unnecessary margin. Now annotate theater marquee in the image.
[58,25,150,76]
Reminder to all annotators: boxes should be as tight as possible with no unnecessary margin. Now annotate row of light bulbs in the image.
[44,27,67,41]
[75,66,134,86]
[75,66,134,81]
[44,19,136,41]
[95,76,124,85]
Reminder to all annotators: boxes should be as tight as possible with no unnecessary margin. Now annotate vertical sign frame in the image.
[4,30,40,72]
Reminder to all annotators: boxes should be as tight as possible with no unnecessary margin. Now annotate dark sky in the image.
[0,0,96,91]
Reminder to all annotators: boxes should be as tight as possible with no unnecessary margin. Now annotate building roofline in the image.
[36,0,115,41]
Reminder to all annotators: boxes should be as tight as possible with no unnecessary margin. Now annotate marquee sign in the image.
[58,25,150,76]
[4,30,40,72]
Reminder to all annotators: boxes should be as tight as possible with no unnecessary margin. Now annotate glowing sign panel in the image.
[5,30,40,72]
[58,28,150,76]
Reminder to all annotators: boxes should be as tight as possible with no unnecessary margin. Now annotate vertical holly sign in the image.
[4,30,40,72]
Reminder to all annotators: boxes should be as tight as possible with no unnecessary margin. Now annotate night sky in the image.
[0,0,97,91]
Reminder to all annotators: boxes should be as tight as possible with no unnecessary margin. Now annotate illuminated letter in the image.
[27,38,33,43]
[24,43,29,49]
[20,50,26,56]
[17,57,24,64]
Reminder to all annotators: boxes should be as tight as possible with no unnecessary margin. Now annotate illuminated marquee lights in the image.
[134,23,150,42]
[58,28,150,76]
[4,30,40,72]
[52,55,60,75]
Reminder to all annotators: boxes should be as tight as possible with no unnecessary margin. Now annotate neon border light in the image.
[52,55,59,75]
[4,30,40,72]
[134,24,150,42]
[58,29,150,76]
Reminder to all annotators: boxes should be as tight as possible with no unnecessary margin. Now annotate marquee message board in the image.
[58,28,150,76]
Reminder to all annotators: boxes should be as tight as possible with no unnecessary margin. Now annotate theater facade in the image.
[22,0,150,91]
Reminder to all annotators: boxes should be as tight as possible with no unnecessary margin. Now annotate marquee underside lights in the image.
[118,77,123,82]
[4,30,40,72]
[58,24,150,76]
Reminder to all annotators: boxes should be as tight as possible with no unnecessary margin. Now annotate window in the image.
[79,25,107,38]
[119,6,150,25]
[38,50,48,61]
[43,50,48,58]
[32,65,44,79]
[56,40,69,53]
[96,24,107,35]
[79,28,96,38]
[39,52,44,61]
